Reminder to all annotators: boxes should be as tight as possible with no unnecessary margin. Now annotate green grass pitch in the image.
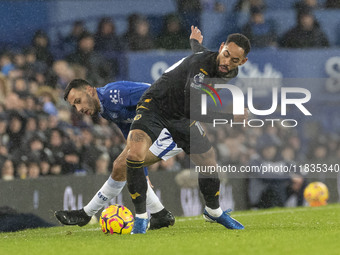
[1,204,339,255]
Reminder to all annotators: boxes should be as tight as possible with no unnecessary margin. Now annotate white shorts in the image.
[149,128,183,161]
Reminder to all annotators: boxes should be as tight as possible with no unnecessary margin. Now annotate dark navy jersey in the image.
[140,40,238,122]
[96,81,151,138]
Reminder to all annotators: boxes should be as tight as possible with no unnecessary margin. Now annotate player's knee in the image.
[144,151,161,166]
[202,147,216,162]
[126,130,150,161]
[126,149,146,162]
[192,147,217,167]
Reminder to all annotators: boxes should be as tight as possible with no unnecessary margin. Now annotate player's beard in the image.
[216,58,229,77]
[86,94,100,115]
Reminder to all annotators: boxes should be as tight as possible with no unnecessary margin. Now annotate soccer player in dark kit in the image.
[54,27,213,230]
[126,26,250,233]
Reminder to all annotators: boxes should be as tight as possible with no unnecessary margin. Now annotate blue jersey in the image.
[96,81,150,138]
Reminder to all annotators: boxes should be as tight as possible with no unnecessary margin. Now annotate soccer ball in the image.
[99,204,134,234]
[303,182,329,207]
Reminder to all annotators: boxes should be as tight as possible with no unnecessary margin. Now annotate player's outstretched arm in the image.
[190,25,208,53]
[190,25,203,44]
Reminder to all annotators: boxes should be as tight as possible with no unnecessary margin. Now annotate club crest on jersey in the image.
[109,89,123,104]
[191,72,205,90]
[134,114,142,121]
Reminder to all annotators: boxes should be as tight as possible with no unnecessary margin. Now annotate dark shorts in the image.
[131,103,211,155]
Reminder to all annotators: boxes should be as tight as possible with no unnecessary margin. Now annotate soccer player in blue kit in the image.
[55,79,182,229]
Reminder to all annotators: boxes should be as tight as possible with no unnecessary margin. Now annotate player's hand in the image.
[190,25,203,44]
[233,108,249,122]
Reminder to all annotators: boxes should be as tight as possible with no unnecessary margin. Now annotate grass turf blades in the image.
[0,204,339,255]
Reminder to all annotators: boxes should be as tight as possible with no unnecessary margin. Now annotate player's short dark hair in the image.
[226,33,251,56]
[63,79,93,101]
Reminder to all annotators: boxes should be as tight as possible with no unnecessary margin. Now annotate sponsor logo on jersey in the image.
[109,89,123,104]
[191,72,205,90]
[192,72,223,107]
[200,68,208,75]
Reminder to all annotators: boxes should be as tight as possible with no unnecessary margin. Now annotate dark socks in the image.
[198,173,220,209]
[126,159,147,214]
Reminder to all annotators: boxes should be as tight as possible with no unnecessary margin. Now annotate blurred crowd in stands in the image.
[0,0,340,208]
[239,0,332,48]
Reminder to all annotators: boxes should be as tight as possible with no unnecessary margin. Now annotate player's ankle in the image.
[136,212,148,219]
[82,207,93,217]
[205,206,223,217]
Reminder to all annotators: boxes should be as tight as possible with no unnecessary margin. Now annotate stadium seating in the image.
[201,9,340,48]
[265,0,327,9]
[314,10,340,46]
[1,0,340,48]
